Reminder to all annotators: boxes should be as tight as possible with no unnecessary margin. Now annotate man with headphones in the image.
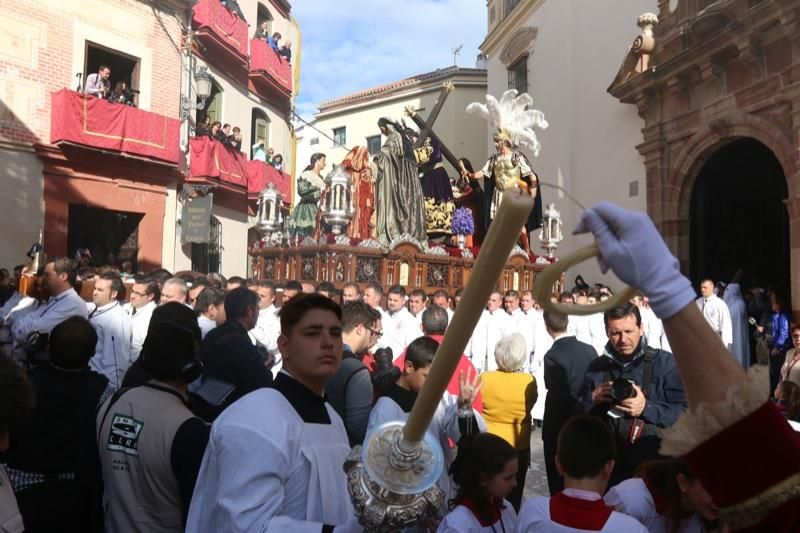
[96,302,210,533]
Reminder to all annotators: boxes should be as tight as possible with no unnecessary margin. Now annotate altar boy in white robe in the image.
[515,416,647,532]
[186,294,361,533]
[367,336,485,509]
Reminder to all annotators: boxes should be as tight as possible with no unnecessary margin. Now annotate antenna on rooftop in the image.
[452,44,463,66]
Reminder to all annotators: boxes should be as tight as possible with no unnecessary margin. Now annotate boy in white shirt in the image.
[516,416,647,532]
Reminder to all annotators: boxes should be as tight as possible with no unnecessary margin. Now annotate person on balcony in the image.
[209,121,221,140]
[268,32,282,53]
[225,127,242,152]
[289,153,326,239]
[252,140,267,162]
[84,65,110,99]
[216,123,231,143]
[196,116,212,137]
[271,153,284,171]
[110,81,135,106]
[253,21,269,42]
[280,40,292,63]
[220,0,245,21]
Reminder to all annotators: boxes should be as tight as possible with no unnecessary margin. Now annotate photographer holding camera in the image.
[579,303,687,486]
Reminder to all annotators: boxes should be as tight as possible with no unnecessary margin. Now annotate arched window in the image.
[257,3,273,34]
[197,80,223,127]
[251,108,270,159]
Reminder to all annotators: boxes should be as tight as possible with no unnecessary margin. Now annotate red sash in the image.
[462,497,503,527]
[549,492,613,530]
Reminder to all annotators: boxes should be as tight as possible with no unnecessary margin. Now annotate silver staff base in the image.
[344,421,445,531]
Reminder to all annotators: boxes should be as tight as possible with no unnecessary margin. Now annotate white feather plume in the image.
[466,89,549,156]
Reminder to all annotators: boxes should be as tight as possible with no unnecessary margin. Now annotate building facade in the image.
[480,0,657,287]
[0,0,296,278]
[296,66,488,191]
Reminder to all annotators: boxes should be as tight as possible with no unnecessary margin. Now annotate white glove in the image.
[574,202,695,319]
[332,517,364,533]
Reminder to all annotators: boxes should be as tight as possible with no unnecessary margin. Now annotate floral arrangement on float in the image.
[451,207,475,250]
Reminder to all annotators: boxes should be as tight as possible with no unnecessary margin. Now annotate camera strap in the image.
[609,347,656,445]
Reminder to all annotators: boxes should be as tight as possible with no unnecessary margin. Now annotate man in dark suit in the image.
[200,287,272,420]
[541,309,597,495]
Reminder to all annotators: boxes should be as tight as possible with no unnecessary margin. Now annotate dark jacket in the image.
[579,340,687,485]
[3,364,108,532]
[325,348,373,446]
[200,319,272,410]
[542,335,597,442]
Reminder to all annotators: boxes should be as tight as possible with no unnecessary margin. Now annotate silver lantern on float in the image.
[256,183,283,245]
[538,203,563,259]
[320,164,354,235]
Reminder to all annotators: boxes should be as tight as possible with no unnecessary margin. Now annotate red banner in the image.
[250,38,293,93]
[245,160,291,199]
[192,0,248,58]
[50,89,180,164]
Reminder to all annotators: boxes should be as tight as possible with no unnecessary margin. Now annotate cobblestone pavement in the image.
[523,427,550,499]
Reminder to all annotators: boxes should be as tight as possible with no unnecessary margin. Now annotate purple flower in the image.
[451,207,474,235]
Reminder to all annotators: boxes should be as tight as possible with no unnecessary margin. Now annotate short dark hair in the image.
[283,280,303,292]
[342,282,359,292]
[98,271,125,301]
[227,276,247,288]
[543,310,569,333]
[224,287,259,320]
[133,275,160,301]
[140,303,201,381]
[149,268,173,286]
[557,415,616,479]
[249,279,276,292]
[195,286,225,315]
[49,257,77,286]
[49,316,97,370]
[316,281,336,295]
[279,293,342,335]
[98,64,109,72]
[504,290,519,299]
[365,283,383,296]
[341,301,380,333]
[603,303,642,328]
[559,291,574,302]
[0,349,35,429]
[410,288,427,301]
[206,272,226,289]
[388,284,406,297]
[405,336,439,369]
[421,306,448,335]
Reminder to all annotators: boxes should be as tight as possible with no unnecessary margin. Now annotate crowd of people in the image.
[194,116,285,172]
[253,22,292,63]
[0,204,798,531]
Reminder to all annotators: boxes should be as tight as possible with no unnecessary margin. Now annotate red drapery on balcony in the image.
[189,136,248,188]
[245,160,291,199]
[249,38,293,94]
[50,89,180,164]
[192,0,248,58]
[190,137,291,198]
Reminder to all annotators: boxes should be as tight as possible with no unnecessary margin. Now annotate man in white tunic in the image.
[468,290,512,372]
[407,288,427,329]
[195,286,225,339]
[696,279,732,349]
[519,291,552,421]
[88,272,132,390]
[126,275,158,360]
[186,294,359,533]
[12,258,87,360]
[248,280,281,372]
[381,285,422,356]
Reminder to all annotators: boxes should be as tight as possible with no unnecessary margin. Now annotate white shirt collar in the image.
[562,488,602,501]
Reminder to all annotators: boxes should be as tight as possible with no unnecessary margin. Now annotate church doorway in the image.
[689,138,789,299]
[67,204,144,271]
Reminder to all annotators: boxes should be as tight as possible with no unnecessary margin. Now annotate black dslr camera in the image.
[610,377,637,403]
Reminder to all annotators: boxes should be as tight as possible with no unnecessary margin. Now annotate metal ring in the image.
[534,243,639,316]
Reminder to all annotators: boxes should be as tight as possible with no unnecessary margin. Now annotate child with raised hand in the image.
[515,416,647,532]
[438,432,518,532]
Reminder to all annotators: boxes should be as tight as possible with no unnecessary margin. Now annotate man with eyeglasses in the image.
[326,301,382,446]
[126,275,159,361]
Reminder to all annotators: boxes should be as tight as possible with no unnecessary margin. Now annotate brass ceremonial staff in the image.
[345,189,537,531]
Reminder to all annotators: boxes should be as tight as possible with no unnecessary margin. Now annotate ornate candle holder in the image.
[256,183,283,246]
[320,165,354,235]
[538,202,563,258]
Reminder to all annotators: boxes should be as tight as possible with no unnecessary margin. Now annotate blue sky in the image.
[292,0,486,120]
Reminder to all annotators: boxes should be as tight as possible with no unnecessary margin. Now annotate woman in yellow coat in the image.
[480,332,537,511]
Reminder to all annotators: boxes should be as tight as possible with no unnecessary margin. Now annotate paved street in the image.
[523,428,550,499]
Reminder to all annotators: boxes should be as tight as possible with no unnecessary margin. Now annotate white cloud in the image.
[292,0,486,120]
